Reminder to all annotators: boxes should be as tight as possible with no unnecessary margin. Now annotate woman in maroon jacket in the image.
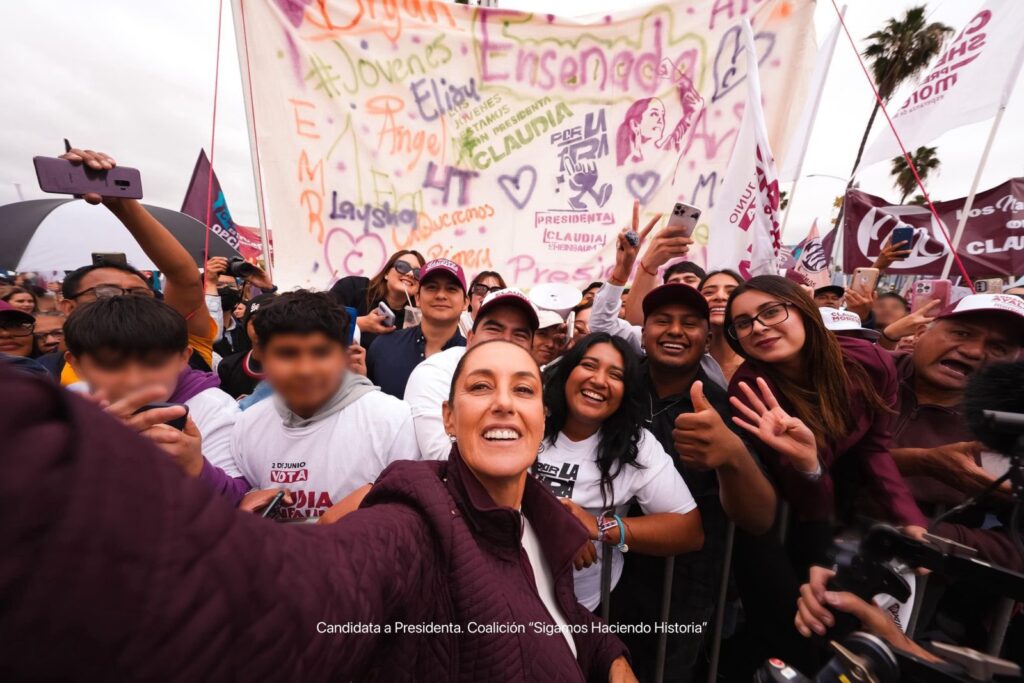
[723,276,926,566]
[0,342,634,682]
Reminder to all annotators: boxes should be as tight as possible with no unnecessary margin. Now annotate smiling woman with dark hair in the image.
[537,332,703,610]
[329,249,425,349]
[0,340,639,682]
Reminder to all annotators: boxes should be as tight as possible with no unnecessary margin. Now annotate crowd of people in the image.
[3,146,1024,682]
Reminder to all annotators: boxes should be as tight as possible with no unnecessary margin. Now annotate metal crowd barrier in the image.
[595,524,739,683]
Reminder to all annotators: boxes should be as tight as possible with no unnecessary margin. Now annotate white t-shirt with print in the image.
[231,390,421,519]
[535,429,697,610]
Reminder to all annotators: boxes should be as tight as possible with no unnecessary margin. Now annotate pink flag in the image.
[181,150,264,262]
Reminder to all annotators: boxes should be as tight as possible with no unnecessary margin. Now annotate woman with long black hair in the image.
[328,249,425,349]
[536,332,703,610]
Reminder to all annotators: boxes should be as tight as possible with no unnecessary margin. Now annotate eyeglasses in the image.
[71,284,155,300]
[727,303,791,339]
[470,284,503,298]
[34,329,64,341]
[0,322,35,338]
[392,261,421,280]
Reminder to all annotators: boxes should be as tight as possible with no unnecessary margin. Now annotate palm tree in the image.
[850,7,953,174]
[890,146,940,203]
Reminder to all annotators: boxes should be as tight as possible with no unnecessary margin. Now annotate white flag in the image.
[779,12,843,182]
[708,20,782,277]
[861,0,1024,167]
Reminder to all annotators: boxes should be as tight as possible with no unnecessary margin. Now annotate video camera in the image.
[760,362,1024,681]
[756,525,1024,682]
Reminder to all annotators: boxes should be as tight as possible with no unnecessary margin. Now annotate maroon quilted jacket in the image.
[0,365,627,682]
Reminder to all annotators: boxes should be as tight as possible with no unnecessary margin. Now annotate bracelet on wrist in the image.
[640,260,657,277]
[612,514,629,552]
[597,512,618,543]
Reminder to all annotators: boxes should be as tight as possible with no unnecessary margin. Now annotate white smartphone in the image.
[377,302,396,327]
[666,202,702,238]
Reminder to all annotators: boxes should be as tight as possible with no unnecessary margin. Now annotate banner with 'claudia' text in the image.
[233,0,815,289]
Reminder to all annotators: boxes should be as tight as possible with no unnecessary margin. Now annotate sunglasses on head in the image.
[392,260,421,280]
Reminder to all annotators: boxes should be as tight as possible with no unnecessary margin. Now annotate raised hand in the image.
[59,147,119,206]
[610,199,662,284]
[881,299,940,344]
[729,378,819,473]
[872,235,913,272]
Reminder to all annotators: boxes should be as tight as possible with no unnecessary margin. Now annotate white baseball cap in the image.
[936,293,1024,340]
[819,307,880,341]
[536,309,565,330]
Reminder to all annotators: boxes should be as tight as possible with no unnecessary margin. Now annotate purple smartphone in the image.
[34,156,143,199]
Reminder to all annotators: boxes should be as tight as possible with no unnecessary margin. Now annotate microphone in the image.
[964,361,1024,456]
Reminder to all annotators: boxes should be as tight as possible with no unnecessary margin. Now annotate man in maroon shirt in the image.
[889,294,1024,508]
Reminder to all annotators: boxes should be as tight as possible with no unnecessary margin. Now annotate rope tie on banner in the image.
[204,0,226,268]
[239,0,271,268]
[829,0,974,290]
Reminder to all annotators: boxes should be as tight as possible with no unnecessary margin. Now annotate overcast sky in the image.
[1,0,1021,244]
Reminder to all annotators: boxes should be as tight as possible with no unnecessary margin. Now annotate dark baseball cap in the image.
[0,300,35,326]
[813,285,845,299]
[642,283,710,320]
[242,293,276,328]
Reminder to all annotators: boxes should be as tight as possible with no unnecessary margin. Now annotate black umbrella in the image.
[0,198,240,271]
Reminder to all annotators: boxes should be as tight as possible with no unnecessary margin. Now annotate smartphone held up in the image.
[34,155,143,199]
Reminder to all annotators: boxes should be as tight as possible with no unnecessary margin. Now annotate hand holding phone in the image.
[850,267,879,297]
[36,152,143,200]
[376,302,396,328]
[666,202,702,239]
[133,402,190,431]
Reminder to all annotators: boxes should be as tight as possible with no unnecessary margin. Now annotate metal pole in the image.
[230,0,274,278]
[600,543,613,622]
[654,556,676,683]
[986,598,1014,656]
[780,176,801,238]
[938,105,1007,281]
[707,523,736,683]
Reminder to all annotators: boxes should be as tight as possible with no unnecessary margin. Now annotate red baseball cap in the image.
[475,288,540,330]
[642,283,710,320]
[419,258,467,293]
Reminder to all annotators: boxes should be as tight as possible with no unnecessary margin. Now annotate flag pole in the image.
[230,0,274,277]
[937,102,1007,281]
[780,6,846,238]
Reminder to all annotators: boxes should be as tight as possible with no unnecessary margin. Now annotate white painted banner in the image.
[233,0,815,289]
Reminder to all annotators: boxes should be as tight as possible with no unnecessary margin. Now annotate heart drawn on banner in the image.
[498,166,538,209]
[323,227,388,281]
[711,26,775,103]
[626,172,661,205]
